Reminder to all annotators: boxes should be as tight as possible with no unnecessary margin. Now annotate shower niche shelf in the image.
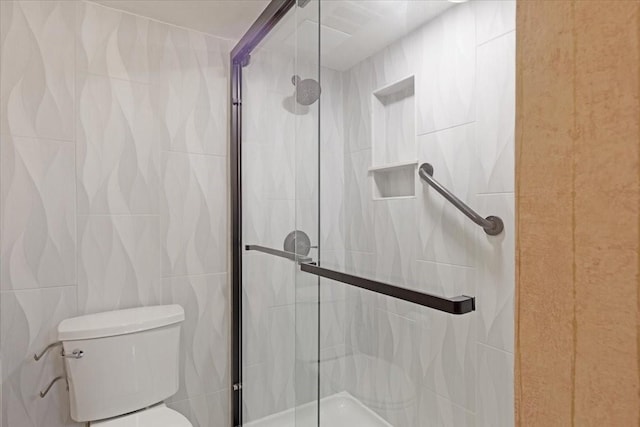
[369,160,418,200]
[371,75,416,167]
[370,75,417,200]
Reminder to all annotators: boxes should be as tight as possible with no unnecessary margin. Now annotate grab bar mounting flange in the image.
[419,163,504,236]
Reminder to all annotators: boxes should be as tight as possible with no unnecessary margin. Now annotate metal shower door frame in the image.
[229,1,297,425]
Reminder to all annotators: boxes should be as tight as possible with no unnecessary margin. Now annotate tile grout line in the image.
[0,283,79,295]
[161,271,228,281]
[476,29,517,49]
[477,340,514,356]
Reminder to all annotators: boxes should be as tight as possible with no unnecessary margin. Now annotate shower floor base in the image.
[244,391,392,427]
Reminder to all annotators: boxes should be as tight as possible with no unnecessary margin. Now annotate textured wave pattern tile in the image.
[1,134,76,290]
[161,151,227,277]
[76,73,158,214]
[417,124,477,268]
[475,193,515,353]
[77,215,161,314]
[320,68,345,254]
[344,149,374,252]
[474,0,516,45]
[1,1,231,426]
[477,344,514,427]
[163,273,229,402]
[0,287,79,427]
[417,2,476,136]
[476,31,516,194]
[76,1,150,83]
[340,2,515,426]
[148,23,228,156]
[0,1,75,141]
[343,59,374,154]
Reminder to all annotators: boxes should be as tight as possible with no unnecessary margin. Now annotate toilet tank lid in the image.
[58,305,185,341]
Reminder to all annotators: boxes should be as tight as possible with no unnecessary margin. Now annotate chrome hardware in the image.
[283,230,311,256]
[233,383,243,391]
[418,163,504,236]
[62,349,84,359]
[34,342,62,361]
[39,376,65,398]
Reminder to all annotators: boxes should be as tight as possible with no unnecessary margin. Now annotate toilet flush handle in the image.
[62,349,84,359]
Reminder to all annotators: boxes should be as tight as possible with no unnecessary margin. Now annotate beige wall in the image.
[516,1,640,425]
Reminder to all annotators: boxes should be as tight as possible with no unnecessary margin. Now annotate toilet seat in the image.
[91,404,192,427]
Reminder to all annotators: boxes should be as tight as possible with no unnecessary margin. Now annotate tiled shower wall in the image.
[240,1,515,426]
[335,1,516,426]
[0,2,230,426]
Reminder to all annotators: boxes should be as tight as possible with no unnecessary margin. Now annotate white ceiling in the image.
[261,0,455,70]
[96,0,270,41]
[97,0,455,71]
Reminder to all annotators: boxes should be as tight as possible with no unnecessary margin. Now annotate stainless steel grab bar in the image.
[418,163,504,236]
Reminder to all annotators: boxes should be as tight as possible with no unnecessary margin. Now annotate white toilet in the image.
[57,304,193,426]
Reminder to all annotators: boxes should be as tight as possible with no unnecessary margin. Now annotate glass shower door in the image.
[239,0,321,425]
[234,0,511,425]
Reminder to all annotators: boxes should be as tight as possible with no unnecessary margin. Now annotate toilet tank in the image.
[58,305,185,422]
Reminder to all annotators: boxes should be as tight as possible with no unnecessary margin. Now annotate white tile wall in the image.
[417,3,476,136]
[1,135,76,291]
[162,273,229,402]
[76,73,159,214]
[417,124,477,267]
[475,193,515,353]
[476,344,514,427]
[0,1,231,426]
[0,1,75,141]
[0,1,516,426]
[161,151,227,277]
[340,1,516,426]
[476,31,516,194]
[0,287,77,427]
[77,215,161,313]
[77,1,150,83]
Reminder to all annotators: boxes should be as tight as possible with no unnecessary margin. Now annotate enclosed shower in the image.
[231,0,515,426]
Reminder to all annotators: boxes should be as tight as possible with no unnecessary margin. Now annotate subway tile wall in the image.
[0,1,231,426]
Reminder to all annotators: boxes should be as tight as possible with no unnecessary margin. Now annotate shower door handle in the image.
[245,245,313,263]
[300,263,475,315]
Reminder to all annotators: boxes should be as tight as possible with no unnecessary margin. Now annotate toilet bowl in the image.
[57,305,193,426]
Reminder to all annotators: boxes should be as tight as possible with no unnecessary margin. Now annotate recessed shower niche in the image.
[371,75,417,199]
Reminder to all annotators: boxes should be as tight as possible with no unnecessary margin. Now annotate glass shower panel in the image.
[307,0,515,425]
[292,0,321,425]
[237,0,514,425]
[240,1,321,425]
[240,11,298,424]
